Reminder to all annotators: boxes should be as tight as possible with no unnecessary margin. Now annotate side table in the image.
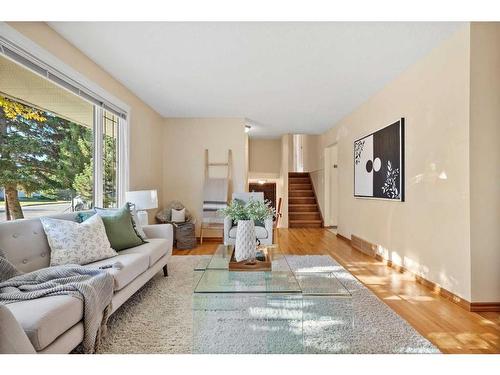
[174,222,197,249]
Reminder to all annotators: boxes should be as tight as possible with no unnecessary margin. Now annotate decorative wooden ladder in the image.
[199,149,232,244]
[204,149,232,182]
[288,172,323,228]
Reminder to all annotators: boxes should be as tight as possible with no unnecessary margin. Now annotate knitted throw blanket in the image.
[0,260,114,354]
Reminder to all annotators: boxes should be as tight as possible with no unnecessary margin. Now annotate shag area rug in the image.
[97,255,439,354]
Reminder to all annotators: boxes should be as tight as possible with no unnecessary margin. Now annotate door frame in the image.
[248,182,277,209]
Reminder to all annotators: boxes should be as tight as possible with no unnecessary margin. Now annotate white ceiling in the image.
[49,22,463,138]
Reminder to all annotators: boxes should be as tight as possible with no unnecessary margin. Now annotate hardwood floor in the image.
[173,228,500,354]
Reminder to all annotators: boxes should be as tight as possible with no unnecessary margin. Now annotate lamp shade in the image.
[125,190,158,210]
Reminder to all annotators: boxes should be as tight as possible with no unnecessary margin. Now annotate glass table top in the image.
[193,244,351,297]
[295,272,350,296]
[194,244,301,293]
[192,244,352,353]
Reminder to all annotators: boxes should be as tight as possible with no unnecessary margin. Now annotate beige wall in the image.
[302,135,322,172]
[8,22,165,222]
[289,134,322,172]
[469,23,500,302]
[248,139,283,224]
[320,26,472,300]
[248,139,281,175]
[162,118,247,236]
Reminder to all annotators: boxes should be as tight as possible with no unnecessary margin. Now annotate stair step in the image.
[289,197,316,204]
[289,184,312,191]
[288,171,321,227]
[289,212,321,220]
[288,177,310,184]
[289,223,322,228]
[289,219,322,228]
[289,190,314,197]
[288,172,309,178]
[288,204,318,212]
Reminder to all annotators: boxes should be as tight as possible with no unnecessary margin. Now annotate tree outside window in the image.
[0,95,95,220]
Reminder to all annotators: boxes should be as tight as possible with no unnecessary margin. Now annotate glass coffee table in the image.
[192,244,352,353]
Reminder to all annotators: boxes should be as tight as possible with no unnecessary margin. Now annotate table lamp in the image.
[125,190,158,226]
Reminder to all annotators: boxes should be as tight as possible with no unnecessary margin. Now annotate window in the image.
[102,111,119,208]
[0,52,127,221]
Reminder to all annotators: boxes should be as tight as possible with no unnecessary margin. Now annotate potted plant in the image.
[218,198,275,262]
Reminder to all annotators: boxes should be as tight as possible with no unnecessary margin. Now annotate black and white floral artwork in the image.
[354,119,404,201]
[354,140,365,165]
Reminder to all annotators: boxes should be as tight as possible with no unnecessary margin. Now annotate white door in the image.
[329,144,338,227]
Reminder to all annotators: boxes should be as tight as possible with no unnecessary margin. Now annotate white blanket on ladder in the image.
[202,178,228,225]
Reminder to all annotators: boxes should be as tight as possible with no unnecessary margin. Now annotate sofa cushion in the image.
[119,238,170,267]
[228,225,268,239]
[85,253,149,291]
[0,211,91,273]
[6,295,83,351]
[38,322,84,354]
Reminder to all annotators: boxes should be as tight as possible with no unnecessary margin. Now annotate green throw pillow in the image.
[94,203,146,251]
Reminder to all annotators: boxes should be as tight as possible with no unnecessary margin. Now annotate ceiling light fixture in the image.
[245,125,251,133]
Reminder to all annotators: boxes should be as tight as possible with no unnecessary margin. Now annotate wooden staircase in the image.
[288,172,323,228]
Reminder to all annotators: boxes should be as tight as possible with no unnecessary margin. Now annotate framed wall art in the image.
[354,118,405,201]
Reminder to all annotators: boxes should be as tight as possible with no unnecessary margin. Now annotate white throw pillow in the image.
[129,205,147,239]
[41,214,118,266]
[171,208,186,223]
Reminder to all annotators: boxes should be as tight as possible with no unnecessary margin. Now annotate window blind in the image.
[0,36,127,120]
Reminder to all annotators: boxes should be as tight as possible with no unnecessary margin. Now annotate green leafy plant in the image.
[218,198,275,222]
[0,95,93,219]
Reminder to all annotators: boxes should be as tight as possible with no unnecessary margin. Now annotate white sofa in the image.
[223,192,273,246]
[0,211,173,354]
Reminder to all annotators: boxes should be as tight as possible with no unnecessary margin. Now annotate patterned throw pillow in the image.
[41,214,118,266]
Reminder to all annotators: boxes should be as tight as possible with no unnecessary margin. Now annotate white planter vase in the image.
[234,220,257,262]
